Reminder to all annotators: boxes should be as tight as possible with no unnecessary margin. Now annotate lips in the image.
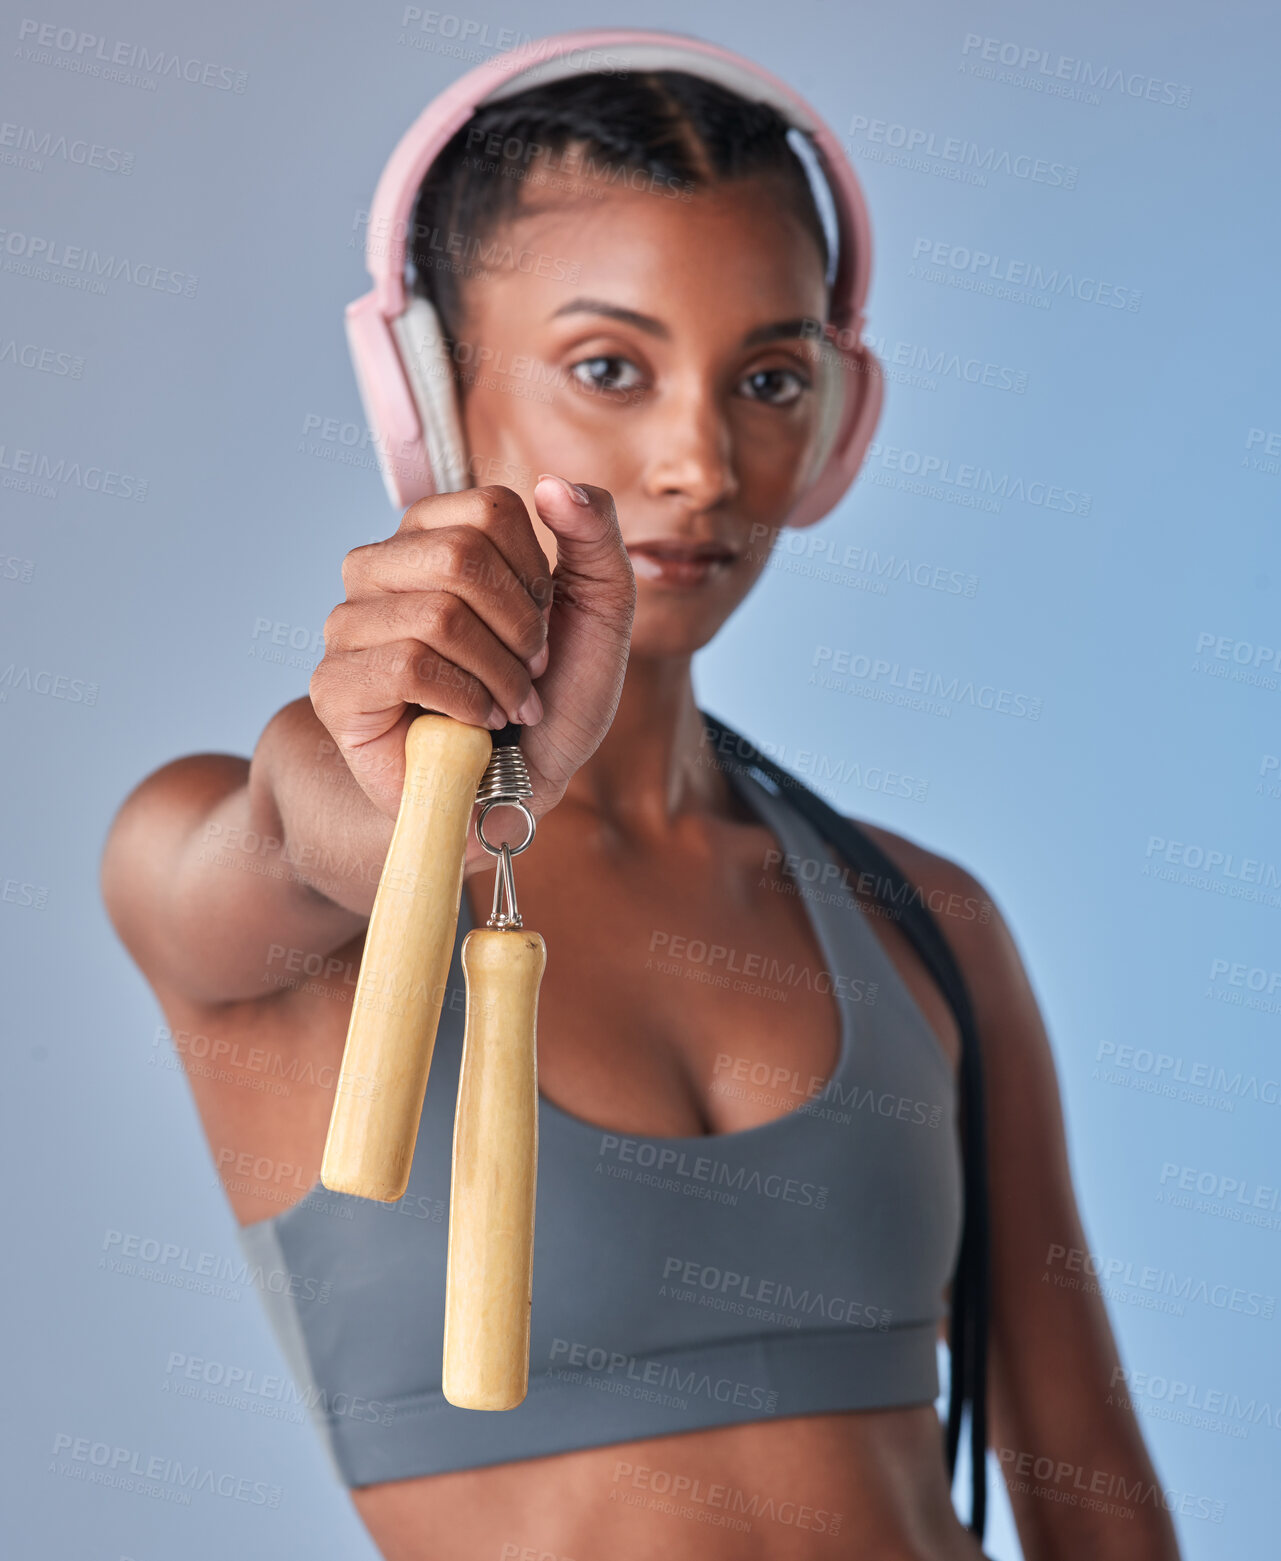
[625,538,738,587]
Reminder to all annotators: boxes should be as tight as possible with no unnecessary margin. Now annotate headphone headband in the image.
[362,29,872,333]
[345,26,884,520]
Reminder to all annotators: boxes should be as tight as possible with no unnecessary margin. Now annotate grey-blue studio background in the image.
[3,1,1278,1556]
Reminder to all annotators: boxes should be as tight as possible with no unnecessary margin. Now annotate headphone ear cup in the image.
[391,295,470,495]
[806,336,848,487]
[345,291,431,509]
[788,336,884,529]
[844,341,885,477]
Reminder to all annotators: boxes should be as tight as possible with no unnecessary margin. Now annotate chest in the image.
[178,809,959,1226]
[465,843,842,1137]
[459,811,956,1137]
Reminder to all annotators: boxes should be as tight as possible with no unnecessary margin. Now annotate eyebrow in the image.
[548,298,821,348]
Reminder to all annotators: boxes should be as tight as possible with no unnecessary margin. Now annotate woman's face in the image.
[450,158,831,659]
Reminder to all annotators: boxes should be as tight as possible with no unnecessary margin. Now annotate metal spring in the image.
[475,742,533,807]
[475,742,535,928]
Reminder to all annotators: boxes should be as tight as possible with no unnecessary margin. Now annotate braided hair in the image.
[406,69,835,344]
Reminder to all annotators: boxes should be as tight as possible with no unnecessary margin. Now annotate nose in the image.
[640,379,739,513]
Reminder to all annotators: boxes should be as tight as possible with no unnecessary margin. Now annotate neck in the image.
[560,654,734,836]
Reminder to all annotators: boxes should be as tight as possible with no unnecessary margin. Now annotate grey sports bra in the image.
[235,762,963,1488]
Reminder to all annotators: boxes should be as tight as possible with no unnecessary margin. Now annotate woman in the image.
[101,31,1180,1561]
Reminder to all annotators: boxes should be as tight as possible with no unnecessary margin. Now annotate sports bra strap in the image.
[701,710,989,1539]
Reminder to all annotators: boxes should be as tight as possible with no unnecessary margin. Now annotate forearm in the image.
[1013,1506,1180,1561]
[1005,1473,1181,1561]
[253,697,512,918]
[249,696,394,918]
[104,722,372,1007]
[153,708,374,1003]
[104,699,499,1008]
[991,1350,1182,1561]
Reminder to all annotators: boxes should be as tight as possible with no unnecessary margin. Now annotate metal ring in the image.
[487,841,522,929]
[476,798,536,856]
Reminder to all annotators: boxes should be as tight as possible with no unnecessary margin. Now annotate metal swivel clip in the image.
[475,739,535,929]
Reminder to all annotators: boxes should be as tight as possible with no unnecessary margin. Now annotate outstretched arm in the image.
[101,479,635,1010]
[868,832,1182,1561]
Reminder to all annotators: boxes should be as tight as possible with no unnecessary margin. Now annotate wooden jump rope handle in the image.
[320,713,493,1202]
[320,708,546,1410]
[443,927,546,1410]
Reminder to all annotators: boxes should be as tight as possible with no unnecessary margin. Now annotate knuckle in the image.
[401,494,446,531]
[340,543,373,593]
[436,525,478,576]
[469,483,523,517]
[463,485,528,539]
[322,601,353,648]
[421,591,464,640]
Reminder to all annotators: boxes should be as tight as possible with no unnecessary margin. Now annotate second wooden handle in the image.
[443,927,546,1410]
[320,713,493,1202]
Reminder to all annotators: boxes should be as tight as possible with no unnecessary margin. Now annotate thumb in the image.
[517,474,635,797]
[533,474,633,585]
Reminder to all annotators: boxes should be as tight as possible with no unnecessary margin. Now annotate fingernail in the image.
[486,701,507,729]
[525,642,550,678]
[515,688,543,726]
[537,473,591,506]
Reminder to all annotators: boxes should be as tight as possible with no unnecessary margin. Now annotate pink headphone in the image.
[345,27,884,528]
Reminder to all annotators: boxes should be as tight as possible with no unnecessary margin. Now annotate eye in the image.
[570,355,644,395]
[739,366,810,407]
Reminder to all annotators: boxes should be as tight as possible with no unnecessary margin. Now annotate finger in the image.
[323,594,541,726]
[339,531,548,670]
[322,636,507,731]
[517,476,635,790]
[399,485,554,611]
[532,475,631,584]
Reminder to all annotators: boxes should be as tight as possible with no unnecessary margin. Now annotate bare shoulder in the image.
[850,818,1038,1024]
[100,748,253,974]
[854,818,987,900]
[853,814,1071,1187]
[100,697,342,1007]
[101,697,317,938]
[856,819,1001,942]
